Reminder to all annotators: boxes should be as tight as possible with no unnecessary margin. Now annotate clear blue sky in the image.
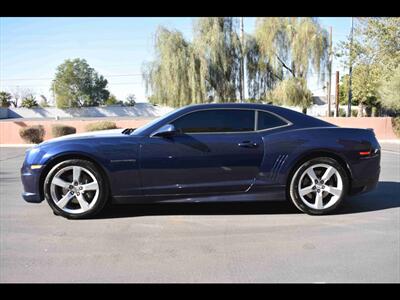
[0,17,352,104]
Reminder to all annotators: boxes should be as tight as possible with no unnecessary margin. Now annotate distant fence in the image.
[4,103,173,119]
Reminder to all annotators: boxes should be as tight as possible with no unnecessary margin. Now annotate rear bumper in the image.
[349,157,380,196]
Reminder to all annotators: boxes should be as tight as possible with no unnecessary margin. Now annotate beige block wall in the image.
[0,119,153,144]
[320,117,398,140]
[0,117,398,144]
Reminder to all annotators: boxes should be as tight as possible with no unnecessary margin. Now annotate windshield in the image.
[132,106,182,135]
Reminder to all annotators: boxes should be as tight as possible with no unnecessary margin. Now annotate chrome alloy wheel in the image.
[50,166,99,214]
[297,163,343,210]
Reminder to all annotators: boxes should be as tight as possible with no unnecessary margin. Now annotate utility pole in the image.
[52,81,56,106]
[326,81,329,116]
[335,71,340,117]
[240,17,245,103]
[327,26,332,117]
[348,17,354,117]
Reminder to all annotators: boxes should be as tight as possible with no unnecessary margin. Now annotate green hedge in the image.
[52,124,76,137]
[19,125,45,144]
[85,121,117,132]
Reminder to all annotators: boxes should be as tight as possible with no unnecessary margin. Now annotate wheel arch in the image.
[285,150,353,194]
[38,152,111,201]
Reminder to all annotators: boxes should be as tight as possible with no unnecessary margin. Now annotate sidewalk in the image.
[380,140,400,153]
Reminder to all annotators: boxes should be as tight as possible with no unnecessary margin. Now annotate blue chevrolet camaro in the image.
[21,103,381,218]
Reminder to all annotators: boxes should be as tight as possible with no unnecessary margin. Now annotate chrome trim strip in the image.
[110,159,137,163]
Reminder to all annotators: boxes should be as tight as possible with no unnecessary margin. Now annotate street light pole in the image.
[327,26,332,117]
[347,17,354,117]
[240,17,245,103]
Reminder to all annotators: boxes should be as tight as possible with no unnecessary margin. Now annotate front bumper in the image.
[21,164,44,203]
[22,191,42,203]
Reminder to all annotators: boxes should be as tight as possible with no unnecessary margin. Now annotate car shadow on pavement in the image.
[93,181,400,219]
[95,201,300,219]
[338,181,400,215]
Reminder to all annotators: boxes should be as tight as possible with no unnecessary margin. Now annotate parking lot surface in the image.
[0,146,399,283]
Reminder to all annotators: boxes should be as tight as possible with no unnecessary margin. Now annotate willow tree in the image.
[266,77,312,109]
[193,17,242,102]
[143,27,198,107]
[255,17,329,111]
[245,34,281,101]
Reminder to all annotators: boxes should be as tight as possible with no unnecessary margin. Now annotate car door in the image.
[139,109,264,196]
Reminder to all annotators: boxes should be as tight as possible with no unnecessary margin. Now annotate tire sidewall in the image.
[44,159,108,219]
[289,157,348,215]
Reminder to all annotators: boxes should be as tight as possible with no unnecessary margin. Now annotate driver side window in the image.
[172,109,255,133]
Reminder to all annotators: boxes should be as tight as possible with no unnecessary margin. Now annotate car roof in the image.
[135,102,335,136]
[184,103,273,109]
[181,102,334,128]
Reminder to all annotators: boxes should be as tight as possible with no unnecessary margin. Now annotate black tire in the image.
[288,157,349,215]
[44,159,109,219]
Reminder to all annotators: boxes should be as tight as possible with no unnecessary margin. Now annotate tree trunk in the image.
[357,102,364,117]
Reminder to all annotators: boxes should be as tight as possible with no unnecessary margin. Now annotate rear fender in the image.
[256,127,378,186]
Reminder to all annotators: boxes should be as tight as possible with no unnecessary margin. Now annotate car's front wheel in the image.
[44,159,108,219]
[289,157,349,215]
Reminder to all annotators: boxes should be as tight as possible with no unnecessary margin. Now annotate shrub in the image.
[85,121,117,132]
[126,94,136,106]
[339,108,347,117]
[371,107,379,117]
[0,91,12,107]
[51,124,76,137]
[105,95,119,106]
[21,95,39,108]
[19,125,45,144]
[351,109,358,117]
[392,117,400,138]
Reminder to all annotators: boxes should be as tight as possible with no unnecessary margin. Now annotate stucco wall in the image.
[320,117,398,140]
[0,116,397,144]
[0,119,154,144]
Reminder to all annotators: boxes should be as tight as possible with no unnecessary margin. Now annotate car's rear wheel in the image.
[44,159,108,219]
[289,157,348,215]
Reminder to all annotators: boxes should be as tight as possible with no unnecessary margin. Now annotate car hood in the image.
[40,129,126,146]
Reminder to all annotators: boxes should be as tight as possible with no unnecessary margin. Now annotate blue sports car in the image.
[21,103,381,219]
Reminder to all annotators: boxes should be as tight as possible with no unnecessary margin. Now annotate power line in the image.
[1,82,143,88]
[0,74,143,81]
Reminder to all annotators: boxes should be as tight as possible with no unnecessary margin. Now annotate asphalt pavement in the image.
[0,144,399,283]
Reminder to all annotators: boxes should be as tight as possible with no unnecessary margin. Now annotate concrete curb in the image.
[379,140,400,144]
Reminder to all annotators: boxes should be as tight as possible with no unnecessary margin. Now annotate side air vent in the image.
[270,154,288,182]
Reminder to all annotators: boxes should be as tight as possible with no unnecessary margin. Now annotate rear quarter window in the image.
[257,111,288,130]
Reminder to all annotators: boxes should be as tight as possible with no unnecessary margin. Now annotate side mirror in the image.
[151,124,177,138]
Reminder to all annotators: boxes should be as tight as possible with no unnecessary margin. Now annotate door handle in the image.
[238,141,259,148]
